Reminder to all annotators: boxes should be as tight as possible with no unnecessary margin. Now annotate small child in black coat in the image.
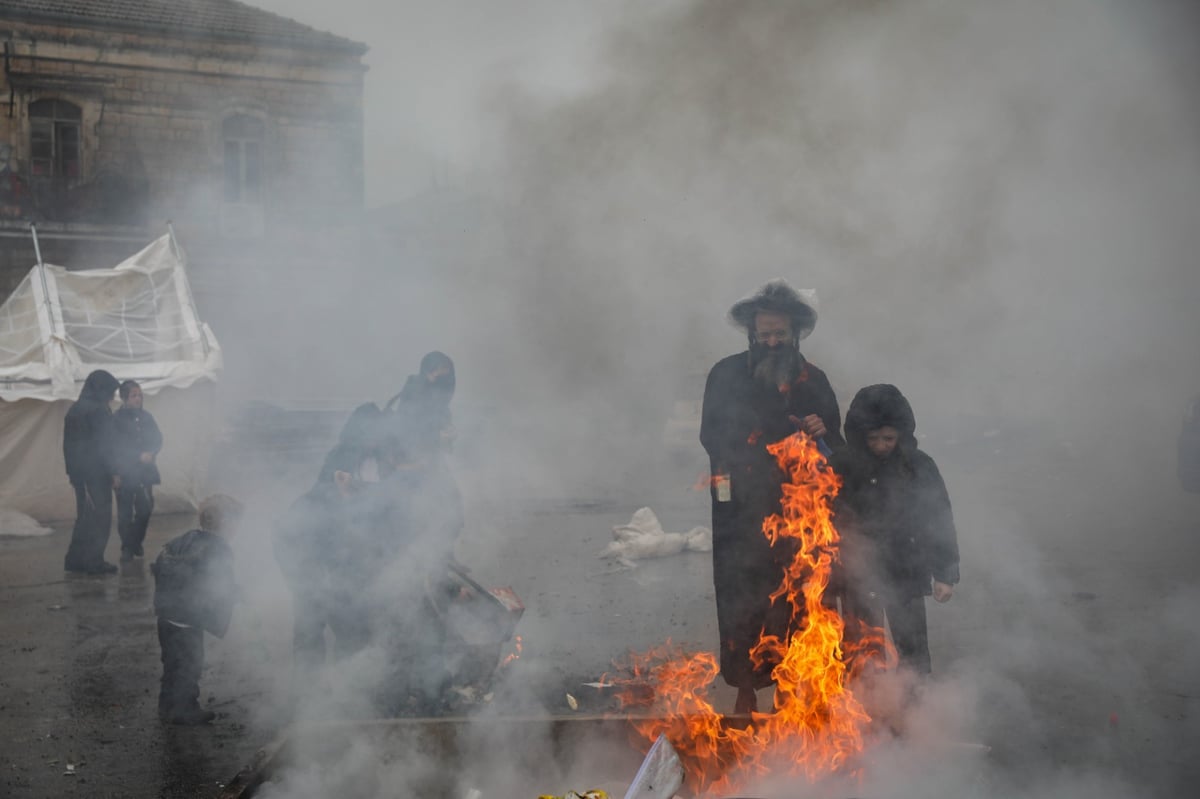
[151,494,243,725]
[828,384,960,676]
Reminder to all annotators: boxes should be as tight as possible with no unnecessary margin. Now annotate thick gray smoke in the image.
[193,1,1200,796]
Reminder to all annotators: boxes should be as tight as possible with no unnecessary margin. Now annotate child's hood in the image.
[844,383,918,452]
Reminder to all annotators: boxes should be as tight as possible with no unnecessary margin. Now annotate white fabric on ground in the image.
[599,507,711,568]
[0,508,53,537]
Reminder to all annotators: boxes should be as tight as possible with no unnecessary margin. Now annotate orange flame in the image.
[500,635,523,668]
[611,433,890,794]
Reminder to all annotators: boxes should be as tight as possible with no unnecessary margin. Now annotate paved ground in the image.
[2,434,1198,797]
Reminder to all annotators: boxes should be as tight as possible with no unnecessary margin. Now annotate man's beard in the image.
[751,343,800,390]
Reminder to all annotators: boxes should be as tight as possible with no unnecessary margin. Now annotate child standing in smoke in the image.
[151,494,243,725]
[113,380,162,562]
[828,384,959,676]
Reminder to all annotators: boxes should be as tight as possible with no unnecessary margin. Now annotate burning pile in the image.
[610,433,889,795]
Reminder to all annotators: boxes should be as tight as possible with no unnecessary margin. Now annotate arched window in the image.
[30,99,82,179]
[222,114,264,203]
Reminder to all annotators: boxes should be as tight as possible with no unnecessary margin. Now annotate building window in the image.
[222,114,264,203]
[30,99,82,180]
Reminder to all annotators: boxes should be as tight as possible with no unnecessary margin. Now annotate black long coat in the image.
[829,449,959,601]
[828,384,959,603]
[113,407,163,486]
[63,372,119,484]
[699,350,843,688]
[275,483,367,603]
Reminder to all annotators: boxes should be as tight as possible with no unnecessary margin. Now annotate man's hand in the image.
[788,414,827,439]
[139,452,154,464]
[112,475,121,489]
[932,581,954,603]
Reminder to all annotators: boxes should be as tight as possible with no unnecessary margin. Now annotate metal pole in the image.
[30,221,43,267]
[30,222,51,308]
[166,219,184,265]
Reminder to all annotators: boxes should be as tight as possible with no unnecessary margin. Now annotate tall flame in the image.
[612,433,888,795]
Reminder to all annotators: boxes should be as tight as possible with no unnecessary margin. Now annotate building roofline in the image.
[1,6,369,57]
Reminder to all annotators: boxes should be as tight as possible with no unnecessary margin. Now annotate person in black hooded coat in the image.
[274,444,383,702]
[828,384,960,675]
[385,351,456,458]
[62,369,121,574]
[700,280,844,714]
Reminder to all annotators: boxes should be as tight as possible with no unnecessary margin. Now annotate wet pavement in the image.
[0,479,720,798]
[2,440,1199,797]
[0,513,266,797]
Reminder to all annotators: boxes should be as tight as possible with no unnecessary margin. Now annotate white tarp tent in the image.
[0,233,222,522]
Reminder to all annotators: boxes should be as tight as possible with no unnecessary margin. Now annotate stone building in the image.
[0,0,367,300]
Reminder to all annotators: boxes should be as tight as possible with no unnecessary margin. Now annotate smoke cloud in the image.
[186,0,1200,796]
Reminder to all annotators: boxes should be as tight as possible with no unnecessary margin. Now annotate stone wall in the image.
[0,15,366,301]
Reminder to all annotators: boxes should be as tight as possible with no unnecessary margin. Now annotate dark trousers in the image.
[116,485,154,555]
[375,598,451,715]
[844,591,932,675]
[291,593,370,679]
[64,477,113,571]
[158,618,205,716]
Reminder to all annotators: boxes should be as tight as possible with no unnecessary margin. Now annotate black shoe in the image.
[163,708,216,726]
[133,546,145,559]
[89,561,119,575]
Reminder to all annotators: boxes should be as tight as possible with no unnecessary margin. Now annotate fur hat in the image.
[728,279,819,340]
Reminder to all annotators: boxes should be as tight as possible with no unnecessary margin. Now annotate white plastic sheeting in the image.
[0,234,220,401]
[0,234,222,521]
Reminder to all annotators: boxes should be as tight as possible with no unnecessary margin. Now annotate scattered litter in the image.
[539,791,607,799]
[47,605,65,611]
[566,693,579,711]
[623,734,683,799]
[63,763,76,777]
[599,508,711,569]
[450,685,478,703]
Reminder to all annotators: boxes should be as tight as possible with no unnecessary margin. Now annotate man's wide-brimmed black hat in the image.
[728,279,818,340]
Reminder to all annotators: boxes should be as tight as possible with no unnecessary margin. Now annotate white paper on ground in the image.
[623,733,683,799]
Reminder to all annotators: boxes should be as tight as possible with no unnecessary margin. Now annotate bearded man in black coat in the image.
[63,369,121,574]
[700,280,844,714]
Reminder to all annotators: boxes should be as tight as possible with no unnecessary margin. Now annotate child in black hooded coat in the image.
[828,384,960,675]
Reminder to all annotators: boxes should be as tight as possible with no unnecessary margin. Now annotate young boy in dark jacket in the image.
[828,384,960,675]
[151,494,243,725]
[113,380,163,561]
